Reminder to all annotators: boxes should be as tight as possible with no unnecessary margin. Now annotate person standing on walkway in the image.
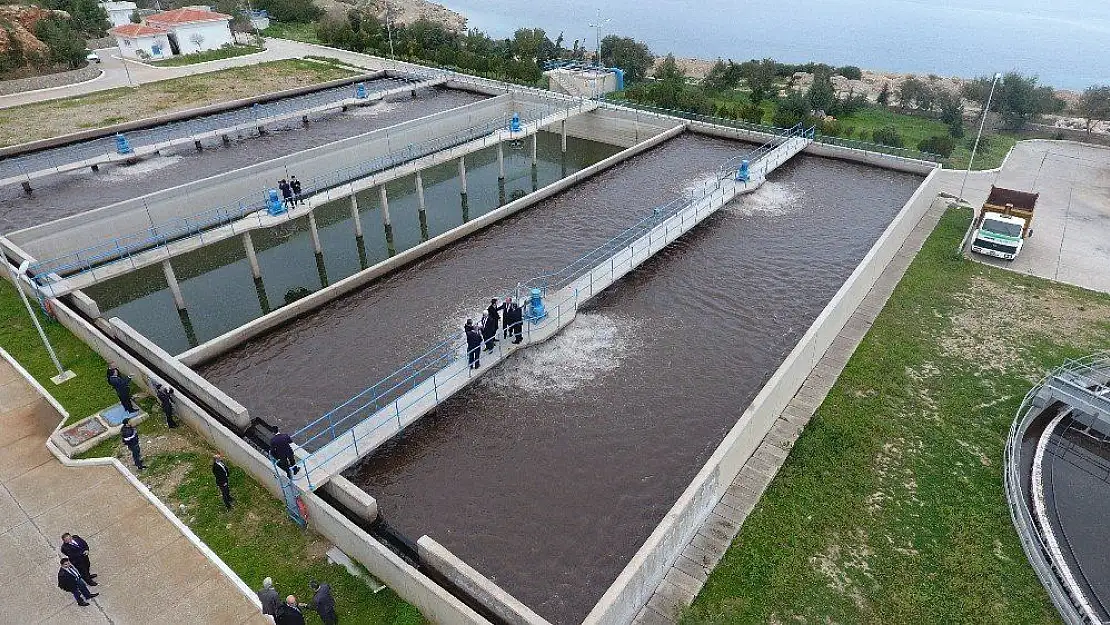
[279,179,295,209]
[275,595,306,625]
[60,534,96,585]
[120,418,145,471]
[290,176,304,205]
[487,298,504,337]
[107,365,136,413]
[57,558,98,606]
[306,580,338,625]
[270,429,299,479]
[155,382,178,428]
[212,454,233,510]
[464,319,482,369]
[503,297,524,344]
[257,577,280,617]
[482,309,499,352]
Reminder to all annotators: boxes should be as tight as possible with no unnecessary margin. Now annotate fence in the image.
[287,124,812,482]
[28,97,591,288]
[0,74,426,183]
[597,96,943,162]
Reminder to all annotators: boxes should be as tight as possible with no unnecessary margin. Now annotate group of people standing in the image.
[464,296,525,369]
[258,577,338,625]
[278,176,305,209]
[57,533,97,606]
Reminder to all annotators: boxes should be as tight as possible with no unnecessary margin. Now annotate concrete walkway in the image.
[0,38,365,109]
[633,194,951,624]
[0,356,267,625]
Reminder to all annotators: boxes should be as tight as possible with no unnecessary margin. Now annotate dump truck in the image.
[970,186,1038,261]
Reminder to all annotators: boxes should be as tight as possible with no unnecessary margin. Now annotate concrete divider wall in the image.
[0,71,386,158]
[108,317,251,430]
[177,121,687,366]
[321,474,380,525]
[417,536,553,625]
[581,166,941,625]
[1,270,497,624]
[560,107,677,148]
[9,94,514,261]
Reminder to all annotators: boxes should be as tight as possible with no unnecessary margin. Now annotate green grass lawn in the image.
[149,44,265,67]
[683,206,1110,624]
[0,279,117,422]
[263,21,321,44]
[79,397,422,625]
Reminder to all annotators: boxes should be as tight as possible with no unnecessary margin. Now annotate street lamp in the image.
[385,0,396,60]
[7,261,75,384]
[589,9,610,68]
[959,71,1003,205]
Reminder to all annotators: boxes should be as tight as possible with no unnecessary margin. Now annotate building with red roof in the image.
[110,5,233,60]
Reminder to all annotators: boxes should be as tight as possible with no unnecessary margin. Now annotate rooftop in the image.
[145,7,232,25]
[108,22,168,37]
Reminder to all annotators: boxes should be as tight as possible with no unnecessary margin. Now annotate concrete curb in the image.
[0,346,263,614]
[115,47,271,70]
[0,68,104,99]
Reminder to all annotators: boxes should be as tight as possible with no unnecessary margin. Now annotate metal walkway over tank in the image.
[281,123,814,491]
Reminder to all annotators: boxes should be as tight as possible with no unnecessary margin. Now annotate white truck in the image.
[970,186,1038,261]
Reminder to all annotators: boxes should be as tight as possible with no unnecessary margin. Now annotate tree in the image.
[938,92,965,137]
[129,9,141,23]
[600,35,653,83]
[253,0,322,24]
[837,65,862,80]
[896,77,929,110]
[652,53,684,81]
[872,125,904,147]
[34,17,86,68]
[701,59,742,93]
[805,72,835,113]
[738,58,777,103]
[511,28,548,62]
[1078,85,1110,133]
[918,135,956,158]
[773,90,810,127]
[875,82,891,107]
[964,72,1065,130]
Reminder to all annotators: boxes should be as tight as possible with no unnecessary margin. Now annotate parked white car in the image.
[86,51,101,64]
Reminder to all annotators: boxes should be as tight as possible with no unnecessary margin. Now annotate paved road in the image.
[0,38,374,110]
[948,140,1110,295]
[0,356,267,625]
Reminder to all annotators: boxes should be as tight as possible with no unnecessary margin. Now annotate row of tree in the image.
[1,0,109,77]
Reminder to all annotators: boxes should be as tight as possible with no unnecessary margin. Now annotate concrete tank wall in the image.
[559,107,677,148]
[9,94,514,263]
[581,167,941,625]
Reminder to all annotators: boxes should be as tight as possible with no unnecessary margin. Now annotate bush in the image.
[739,103,764,125]
[818,117,841,137]
[837,65,862,80]
[253,0,322,23]
[917,134,956,157]
[871,125,904,148]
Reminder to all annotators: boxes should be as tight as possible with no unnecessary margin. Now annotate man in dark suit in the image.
[155,382,178,428]
[503,297,524,344]
[275,595,306,625]
[120,417,145,471]
[57,557,98,606]
[107,365,136,413]
[60,533,96,585]
[307,580,338,625]
[212,454,233,510]
[270,429,300,479]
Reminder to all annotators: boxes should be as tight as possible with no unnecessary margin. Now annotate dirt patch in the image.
[810,530,874,611]
[941,276,1110,378]
[0,60,356,146]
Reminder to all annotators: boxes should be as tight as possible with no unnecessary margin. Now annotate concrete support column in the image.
[21,181,31,196]
[242,232,261,279]
[458,156,468,195]
[90,164,99,172]
[561,120,568,153]
[380,185,395,254]
[162,259,186,311]
[349,193,363,238]
[416,171,428,241]
[531,133,538,166]
[307,210,323,255]
[497,142,505,180]
[194,139,203,152]
[222,134,231,145]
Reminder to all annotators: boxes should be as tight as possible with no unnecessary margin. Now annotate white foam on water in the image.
[100,154,183,181]
[727,181,803,218]
[345,100,399,117]
[484,312,639,395]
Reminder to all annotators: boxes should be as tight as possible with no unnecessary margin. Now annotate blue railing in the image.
[597,96,942,162]
[0,75,431,183]
[288,123,812,476]
[29,98,591,288]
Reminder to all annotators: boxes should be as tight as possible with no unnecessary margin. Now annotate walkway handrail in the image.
[1004,352,1110,625]
[596,95,942,163]
[289,123,811,458]
[0,74,429,183]
[28,97,591,287]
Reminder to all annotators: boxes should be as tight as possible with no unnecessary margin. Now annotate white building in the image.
[99,1,137,28]
[108,23,172,60]
[145,7,234,56]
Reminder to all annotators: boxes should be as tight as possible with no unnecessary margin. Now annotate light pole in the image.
[589,9,610,68]
[959,72,1002,205]
[385,0,396,60]
[7,261,75,384]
